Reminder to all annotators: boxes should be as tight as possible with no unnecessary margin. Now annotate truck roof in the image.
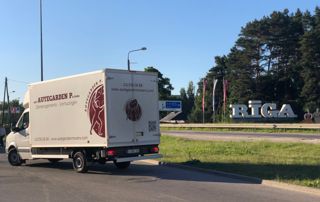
[29,68,157,86]
[23,68,158,109]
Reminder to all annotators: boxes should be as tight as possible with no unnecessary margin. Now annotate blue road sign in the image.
[159,100,182,111]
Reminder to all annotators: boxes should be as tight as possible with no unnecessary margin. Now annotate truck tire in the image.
[48,159,62,163]
[72,151,88,173]
[114,161,131,169]
[8,148,22,166]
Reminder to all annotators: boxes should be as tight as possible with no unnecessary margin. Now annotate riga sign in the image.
[230,100,297,119]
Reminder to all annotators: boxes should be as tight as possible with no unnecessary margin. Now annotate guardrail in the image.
[161,123,320,130]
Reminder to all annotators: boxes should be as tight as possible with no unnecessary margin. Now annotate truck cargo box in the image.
[28,69,160,148]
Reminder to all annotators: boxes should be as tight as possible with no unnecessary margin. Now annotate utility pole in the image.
[40,0,44,81]
[1,77,10,126]
[1,78,6,126]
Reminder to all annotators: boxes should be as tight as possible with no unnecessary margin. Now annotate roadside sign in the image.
[10,107,20,114]
[159,100,182,112]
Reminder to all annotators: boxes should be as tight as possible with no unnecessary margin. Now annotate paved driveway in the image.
[0,152,319,202]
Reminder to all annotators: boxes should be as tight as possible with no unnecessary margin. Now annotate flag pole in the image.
[223,77,225,122]
[202,79,206,123]
[213,78,215,123]
[212,78,218,123]
[202,109,204,123]
[222,78,228,122]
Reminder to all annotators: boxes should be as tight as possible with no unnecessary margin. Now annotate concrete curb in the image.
[261,180,320,196]
[161,123,320,130]
[141,159,320,196]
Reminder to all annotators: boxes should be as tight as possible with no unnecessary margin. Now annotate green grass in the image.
[160,135,320,188]
[161,126,320,134]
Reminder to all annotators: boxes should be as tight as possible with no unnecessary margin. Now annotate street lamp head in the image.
[127,47,147,71]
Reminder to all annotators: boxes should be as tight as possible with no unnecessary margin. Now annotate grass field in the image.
[160,135,320,188]
[161,126,320,134]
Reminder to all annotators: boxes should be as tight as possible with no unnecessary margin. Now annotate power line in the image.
[6,78,29,84]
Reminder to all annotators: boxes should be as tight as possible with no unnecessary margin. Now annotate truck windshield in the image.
[17,112,29,130]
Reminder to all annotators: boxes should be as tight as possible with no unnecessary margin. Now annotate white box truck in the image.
[5,69,161,172]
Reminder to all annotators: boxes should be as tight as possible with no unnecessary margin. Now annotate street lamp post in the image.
[40,0,44,81]
[127,47,147,71]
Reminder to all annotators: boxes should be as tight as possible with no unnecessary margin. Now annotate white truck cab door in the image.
[14,110,32,159]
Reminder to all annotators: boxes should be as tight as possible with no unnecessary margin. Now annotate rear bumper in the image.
[115,154,162,163]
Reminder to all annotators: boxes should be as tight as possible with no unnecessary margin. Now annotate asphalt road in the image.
[0,152,319,202]
[162,130,320,143]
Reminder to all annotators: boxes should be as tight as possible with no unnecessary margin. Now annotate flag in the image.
[223,79,229,113]
[212,79,218,112]
[202,79,207,113]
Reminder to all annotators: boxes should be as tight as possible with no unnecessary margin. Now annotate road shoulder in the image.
[141,159,320,197]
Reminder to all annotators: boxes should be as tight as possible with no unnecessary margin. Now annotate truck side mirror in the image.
[12,127,20,133]
[11,123,19,132]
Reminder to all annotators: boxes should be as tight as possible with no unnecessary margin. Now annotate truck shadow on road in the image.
[24,160,258,184]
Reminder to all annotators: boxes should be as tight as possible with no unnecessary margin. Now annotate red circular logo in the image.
[125,99,142,121]
[87,84,105,137]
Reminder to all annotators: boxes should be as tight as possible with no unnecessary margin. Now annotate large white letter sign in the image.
[261,103,279,118]
[248,100,262,118]
[230,104,248,118]
[278,104,297,118]
[230,100,297,119]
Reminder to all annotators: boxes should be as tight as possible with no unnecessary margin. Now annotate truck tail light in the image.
[107,149,116,156]
[151,146,159,153]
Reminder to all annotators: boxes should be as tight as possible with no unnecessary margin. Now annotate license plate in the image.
[127,149,140,154]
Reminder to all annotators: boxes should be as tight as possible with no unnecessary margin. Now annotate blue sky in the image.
[1,0,319,101]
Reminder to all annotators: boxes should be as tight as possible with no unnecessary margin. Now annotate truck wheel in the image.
[48,159,62,163]
[72,151,88,173]
[8,148,22,166]
[114,161,131,169]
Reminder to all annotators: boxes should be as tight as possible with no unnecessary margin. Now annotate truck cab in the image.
[6,94,32,164]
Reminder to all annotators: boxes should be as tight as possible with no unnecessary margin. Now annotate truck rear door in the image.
[105,70,160,147]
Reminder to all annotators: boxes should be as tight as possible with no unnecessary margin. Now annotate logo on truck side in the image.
[125,99,142,121]
[86,83,105,137]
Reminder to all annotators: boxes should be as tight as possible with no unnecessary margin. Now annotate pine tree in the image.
[189,7,320,122]
[300,7,320,111]
[144,66,174,100]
